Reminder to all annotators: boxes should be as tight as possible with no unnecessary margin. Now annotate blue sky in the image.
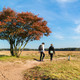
[0,0,80,49]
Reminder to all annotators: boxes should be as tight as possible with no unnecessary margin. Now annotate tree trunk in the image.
[10,39,14,56]
[18,41,29,57]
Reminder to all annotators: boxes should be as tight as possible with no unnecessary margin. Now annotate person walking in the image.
[48,44,55,61]
[38,43,45,61]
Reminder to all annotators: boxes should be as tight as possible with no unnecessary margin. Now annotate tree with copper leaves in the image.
[0,7,51,57]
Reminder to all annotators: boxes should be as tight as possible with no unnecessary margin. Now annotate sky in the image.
[0,0,80,49]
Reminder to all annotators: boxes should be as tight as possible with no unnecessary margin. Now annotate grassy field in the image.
[24,60,80,80]
[0,51,80,61]
[0,51,80,80]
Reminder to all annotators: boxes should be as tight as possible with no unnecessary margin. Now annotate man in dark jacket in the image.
[49,44,55,61]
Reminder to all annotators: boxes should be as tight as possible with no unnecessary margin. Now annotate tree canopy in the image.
[0,7,51,57]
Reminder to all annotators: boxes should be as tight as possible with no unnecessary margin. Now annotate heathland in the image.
[0,51,80,80]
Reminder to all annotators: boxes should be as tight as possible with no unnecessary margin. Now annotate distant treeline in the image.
[0,48,80,51]
[46,48,80,51]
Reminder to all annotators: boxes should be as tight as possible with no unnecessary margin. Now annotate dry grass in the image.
[0,51,80,61]
[0,51,80,80]
[23,51,80,80]
[0,50,80,56]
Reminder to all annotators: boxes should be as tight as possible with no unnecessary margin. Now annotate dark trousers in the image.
[50,54,53,61]
[40,52,45,61]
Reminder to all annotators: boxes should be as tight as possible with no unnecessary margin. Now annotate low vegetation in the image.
[23,51,80,80]
[24,59,80,80]
[0,51,80,80]
[0,51,79,61]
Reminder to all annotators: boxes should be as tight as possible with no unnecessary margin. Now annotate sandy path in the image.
[0,57,68,80]
[0,60,41,80]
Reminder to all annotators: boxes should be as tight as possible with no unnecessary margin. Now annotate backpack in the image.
[38,45,43,51]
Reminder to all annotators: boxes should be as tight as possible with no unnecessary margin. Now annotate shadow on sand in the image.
[33,58,41,62]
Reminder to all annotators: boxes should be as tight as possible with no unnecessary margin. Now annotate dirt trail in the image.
[0,60,41,80]
[0,57,67,80]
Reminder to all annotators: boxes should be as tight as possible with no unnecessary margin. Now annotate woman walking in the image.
[48,44,55,61]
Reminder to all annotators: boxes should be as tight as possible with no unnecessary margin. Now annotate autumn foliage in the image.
[0,7,51,57]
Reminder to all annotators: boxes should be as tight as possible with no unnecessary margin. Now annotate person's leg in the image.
[40,52,42,61]
[51,54,53,61]
[42,52,45,61]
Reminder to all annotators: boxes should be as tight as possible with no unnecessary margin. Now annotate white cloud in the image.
[73,19,80,34]
[53,32,64,40]
[74,25,80,33]
[56,0,77,3]
[74,19,80,24]
[74,19,80,34]
[72,36,80,39]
